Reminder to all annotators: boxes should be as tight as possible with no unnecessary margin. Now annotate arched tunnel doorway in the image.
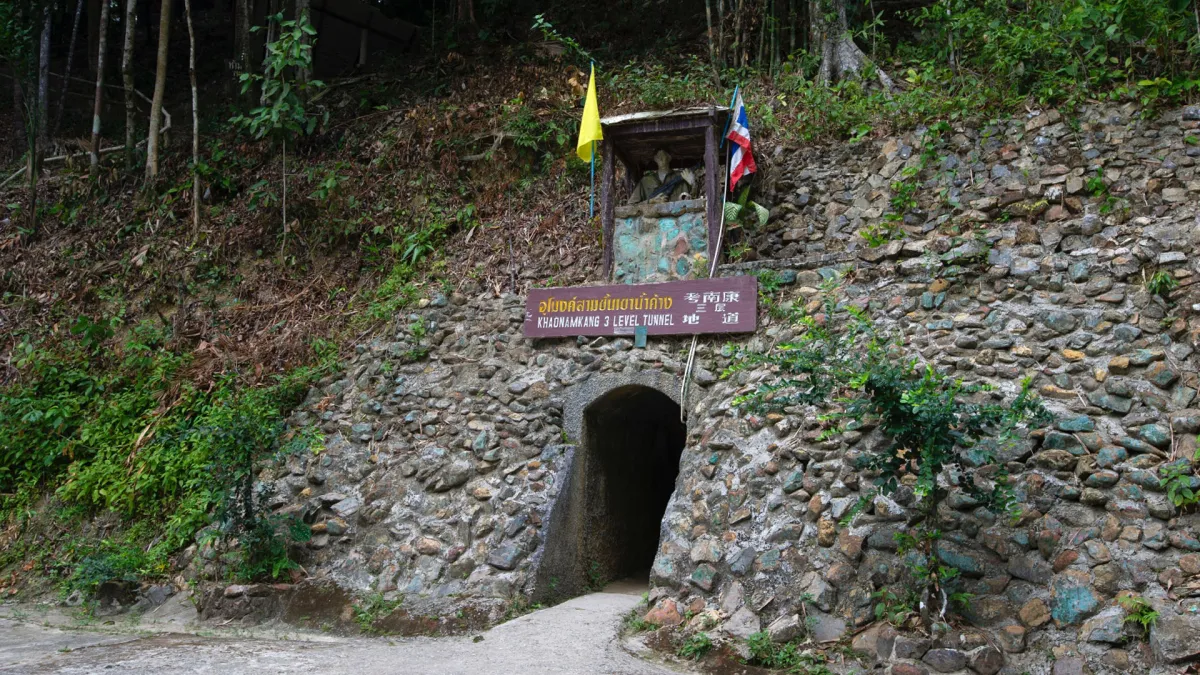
[534,384,686,600]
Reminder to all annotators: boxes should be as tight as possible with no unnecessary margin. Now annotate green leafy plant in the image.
[622,607,656,633]
[1159,455,1200,511]
[724,188,770,230]
[1118,594,1159,636]
[678,632,713,660]
[230,11,326,254]
[530,14,591,63]
[745,632,832,673]
[586,560,606,591]
[353,592,403,633]
[872,588,918,627]
[1146,270,1179,298]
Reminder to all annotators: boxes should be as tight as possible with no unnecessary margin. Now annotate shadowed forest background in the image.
[0,0,1198,605]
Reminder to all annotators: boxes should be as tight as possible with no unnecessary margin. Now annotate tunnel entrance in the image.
[534,384,686,600]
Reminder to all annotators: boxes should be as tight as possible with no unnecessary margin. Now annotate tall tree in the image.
[89,0,111,178]
[36,4,50,155]
[52,0,85,135]
[121,0,137,170]
[144,0,170,180]
[235,0,250,87]
[30,3,51,233]
[184,0,199,234]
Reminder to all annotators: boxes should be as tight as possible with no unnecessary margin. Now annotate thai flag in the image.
[726,91,756,192]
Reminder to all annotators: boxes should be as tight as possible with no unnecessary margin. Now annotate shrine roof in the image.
[600,106,731,171]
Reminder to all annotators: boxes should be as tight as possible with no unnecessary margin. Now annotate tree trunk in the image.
[90,0,111,178]
[260,0,280,105]
[88,0,101,73]
[733,0,744,67]
[53,0,86,136]
[236,0,251,76]
[295,0,310,84]
[718,0,726,68]
[812,0,894,91]
[37,5,51,154]
[704,0,720,85]
[122,0,138,170]
[185,0,199,235]
[145,0,171,180]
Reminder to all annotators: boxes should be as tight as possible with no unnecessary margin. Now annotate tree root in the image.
[817,36,896,94]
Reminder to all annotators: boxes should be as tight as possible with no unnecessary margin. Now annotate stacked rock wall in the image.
[238,103,1200,672]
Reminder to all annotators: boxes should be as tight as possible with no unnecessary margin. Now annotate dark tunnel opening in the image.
[582,385,686,582]
[534,385,686,599]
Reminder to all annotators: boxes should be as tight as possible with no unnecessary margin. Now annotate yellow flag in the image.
[575,65,603,163]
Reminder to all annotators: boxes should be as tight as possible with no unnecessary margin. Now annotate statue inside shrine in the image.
[627,149,698,204]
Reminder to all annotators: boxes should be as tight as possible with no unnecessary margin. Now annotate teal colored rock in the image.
[1116,436,1159,454]
[472,430,490,453]
[1113,324,1142,342]
[1173,386,1198,409]
[1043,431,1082,451]
[1170,531,1200,551]
[778,269,798,284]
[1105,379,1136,397]
[782,470,805,493]
[652,555,676,581]
[1096,446,1128,469]
[1146,362,1179,389]
[1085,470,1119,488]
[1127,469,1164,490]
[1068,261,1090,282]
[935,541,988,578]
[1088,390,1133,413]
[1136,424,1171,449]
[1043,311,1079,334]
[486,543,524,570]
[1112,484,1144,501]
[1128,349,1163,366]
[1051,573,1101,626]
[1056,416,1095,433]
[1077,432,1104,451]
[690,563,718,591]
[755,549,781,572]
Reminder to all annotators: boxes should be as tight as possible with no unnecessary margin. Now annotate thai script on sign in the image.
[523,277,757,338]
[537,294,674,314]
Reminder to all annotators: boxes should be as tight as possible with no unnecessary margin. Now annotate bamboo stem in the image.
[185,0,200,237]
[90,0,112,178]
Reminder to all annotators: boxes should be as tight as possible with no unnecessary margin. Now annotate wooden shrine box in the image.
[598,107,731,283]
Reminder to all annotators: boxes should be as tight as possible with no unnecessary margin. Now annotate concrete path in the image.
[0,588,693,675]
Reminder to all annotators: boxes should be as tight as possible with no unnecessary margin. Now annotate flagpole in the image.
[589,60,597,220]
[719,85,738,151]
[681,85,739,422]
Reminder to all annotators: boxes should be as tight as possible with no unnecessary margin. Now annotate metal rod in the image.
[680,102,736,422]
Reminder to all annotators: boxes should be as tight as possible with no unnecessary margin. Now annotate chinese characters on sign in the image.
[523,276,757,338]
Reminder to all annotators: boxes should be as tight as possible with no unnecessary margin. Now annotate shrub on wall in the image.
[727,275,1051,626]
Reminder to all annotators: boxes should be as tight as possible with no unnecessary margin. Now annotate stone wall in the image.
[613,199,709,283]
[204,103,1200,672]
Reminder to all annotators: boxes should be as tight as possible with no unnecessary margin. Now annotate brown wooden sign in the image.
[524,277,757,338]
